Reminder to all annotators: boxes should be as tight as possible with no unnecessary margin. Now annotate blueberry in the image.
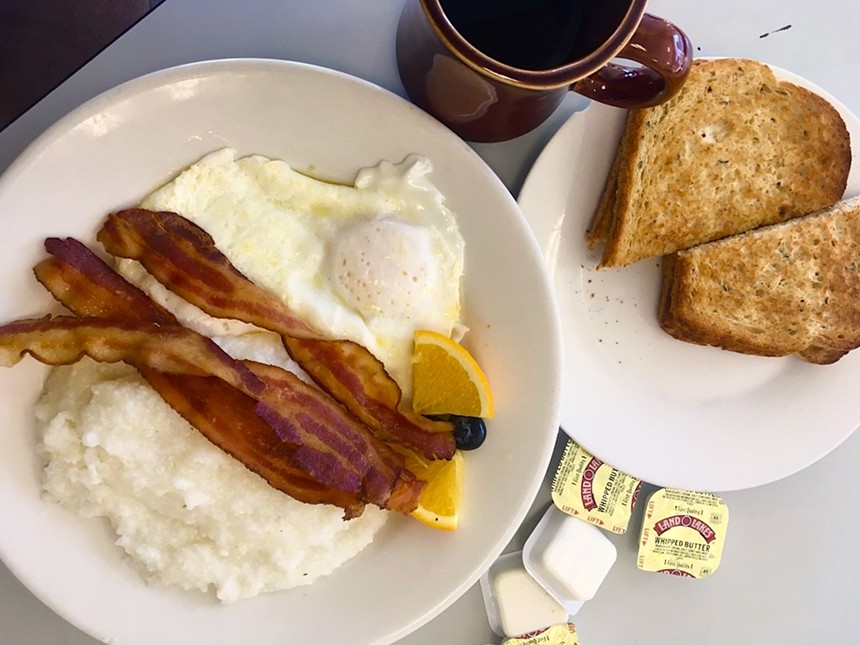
[451,415,487,451]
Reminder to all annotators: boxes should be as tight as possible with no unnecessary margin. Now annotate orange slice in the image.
[411,330,494,418]
[403,449,464,531]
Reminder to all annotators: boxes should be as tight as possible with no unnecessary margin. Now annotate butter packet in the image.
[551,440,642,534]
[502,623,579,645]
[637,488,729,578]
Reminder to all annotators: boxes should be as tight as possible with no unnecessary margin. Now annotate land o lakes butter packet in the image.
[637,488,729,578]
[502,623,579,645]
[551,439,642,534]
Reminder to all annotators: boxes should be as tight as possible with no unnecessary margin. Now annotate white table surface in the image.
[2,1,859,643]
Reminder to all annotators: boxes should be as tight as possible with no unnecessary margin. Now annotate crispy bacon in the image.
[35,240,422,513]
[38,238,176,324]
[284,338,456,458]
[36,240,367,517]
[248,362,422,514]
[34,238,424,513]
[38,240,424,509]
[97,209,456,459]
[0,315,421,512]
[145,370,367,518]
[97,211,320,339]
[0,316,264,395]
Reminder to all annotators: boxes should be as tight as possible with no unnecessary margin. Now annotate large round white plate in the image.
[518,63,860,492]
[0,60,562,644]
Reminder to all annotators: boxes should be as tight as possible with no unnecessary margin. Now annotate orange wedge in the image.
[411,330,494,418]
[402,449,464,531]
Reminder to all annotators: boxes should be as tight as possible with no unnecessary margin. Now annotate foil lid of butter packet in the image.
[502,623,579,645]
[637,488,729,578]
[551,439,642,534]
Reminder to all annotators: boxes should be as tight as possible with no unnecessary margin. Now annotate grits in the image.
[36,358,386,603]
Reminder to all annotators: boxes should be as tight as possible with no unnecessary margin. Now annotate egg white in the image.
[124,148,465,397]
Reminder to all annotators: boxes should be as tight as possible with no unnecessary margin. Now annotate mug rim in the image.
[420,0,649,90]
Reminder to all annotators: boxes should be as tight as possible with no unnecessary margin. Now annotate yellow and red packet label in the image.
[502,622,579,645]
[637,488,729,578]
[551,440,642,534]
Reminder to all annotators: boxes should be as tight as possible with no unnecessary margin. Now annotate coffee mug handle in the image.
[571,14,693,109]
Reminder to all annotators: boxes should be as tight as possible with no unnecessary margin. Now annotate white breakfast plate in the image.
[0,60,562,645]
[518,62,860,492]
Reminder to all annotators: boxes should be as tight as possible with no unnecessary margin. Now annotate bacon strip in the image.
[39,238,176,324]
[285,338,456,458]
[97,209,456,459]
[248,362,421,514]
[0,315,421,511]
[145,370,367,518]
[35,239,367,517]
[97,211,321,339]
[34,238,424,513]
[0,316,264,395]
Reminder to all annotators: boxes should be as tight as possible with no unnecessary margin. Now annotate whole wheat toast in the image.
[659,195,860,364]
[589,58,852,268]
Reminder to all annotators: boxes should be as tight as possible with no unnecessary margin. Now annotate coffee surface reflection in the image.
[441,0,631,71]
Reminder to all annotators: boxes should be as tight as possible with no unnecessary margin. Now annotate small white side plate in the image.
[518,62,860,491]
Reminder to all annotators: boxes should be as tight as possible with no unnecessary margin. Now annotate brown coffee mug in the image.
[396,0,692,142]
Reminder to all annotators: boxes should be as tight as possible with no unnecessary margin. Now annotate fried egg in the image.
[121,149,465,397]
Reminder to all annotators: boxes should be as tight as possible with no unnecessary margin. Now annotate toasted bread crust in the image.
[585,149,619,249]
[658,195,860,363]
[586,110,637,248]
[798,344,851,365]
[596,58,852,268]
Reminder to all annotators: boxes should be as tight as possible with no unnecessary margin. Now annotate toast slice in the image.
[587,110,633,248]
[659,195,860,364]
[591,58,852,268]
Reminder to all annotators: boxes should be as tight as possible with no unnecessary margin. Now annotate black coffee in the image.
[440,0,631,71]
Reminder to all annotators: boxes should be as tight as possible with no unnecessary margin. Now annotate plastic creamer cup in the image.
[479,551,568,638]
[502,623,580,645]
[524,504,616,609]
[637,488,730,578]
[551,439,642,534]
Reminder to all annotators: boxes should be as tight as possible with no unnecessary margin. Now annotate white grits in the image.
[36,358,386,603]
